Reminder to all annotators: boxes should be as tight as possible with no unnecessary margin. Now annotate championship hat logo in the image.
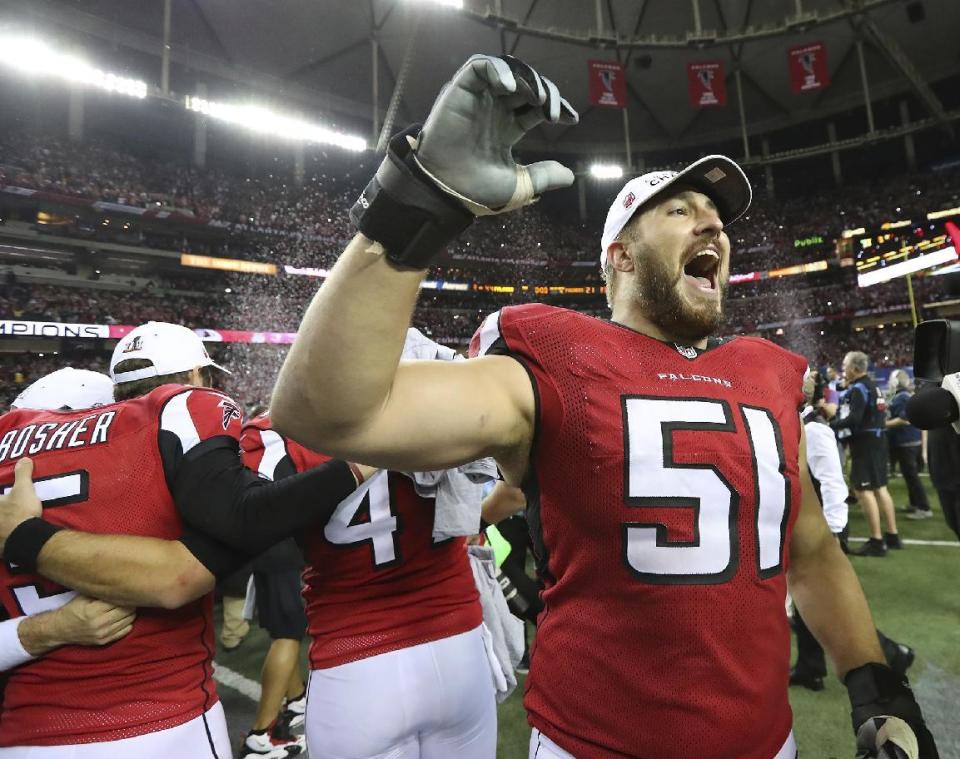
[121,336,143,354]
[623,192,636,209]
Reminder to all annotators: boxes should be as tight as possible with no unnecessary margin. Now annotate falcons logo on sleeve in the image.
[218,399,243,430]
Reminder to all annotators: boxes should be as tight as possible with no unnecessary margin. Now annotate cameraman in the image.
[926,425,960,540]
[825,352,901,556]
[886,370,932,520]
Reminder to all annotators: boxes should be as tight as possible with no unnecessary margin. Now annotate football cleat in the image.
[240,728,305,759]
[274,692,306,735]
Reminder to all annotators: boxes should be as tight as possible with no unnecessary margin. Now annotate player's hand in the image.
[855,716,936,759]
[416,54,578,216]
[848,664,939,759]
[352,464,380,485]
[0,458,43,550]
[52,596,136,647]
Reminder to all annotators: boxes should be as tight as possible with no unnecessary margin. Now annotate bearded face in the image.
[616,191,730,342]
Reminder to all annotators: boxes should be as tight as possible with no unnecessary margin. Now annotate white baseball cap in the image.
[110,321,230,384]
[600,155,752,268]
[12,368,115,410]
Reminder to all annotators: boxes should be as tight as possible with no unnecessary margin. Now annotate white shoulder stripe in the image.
[257,429,288,481]
[477,310,503,357]
[160,391,201,454]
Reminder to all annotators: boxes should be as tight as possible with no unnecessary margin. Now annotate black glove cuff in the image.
[349,124,475,269]
[5,518,63,572]
[845,662,925,729]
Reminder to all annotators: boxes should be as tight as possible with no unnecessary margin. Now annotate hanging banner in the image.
[687,61,726,107]
[788,43,830,93]
[588,60,627,108]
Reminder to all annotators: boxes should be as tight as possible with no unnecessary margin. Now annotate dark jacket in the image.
[831,375,885,440]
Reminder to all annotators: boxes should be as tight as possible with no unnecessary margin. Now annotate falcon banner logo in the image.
[687,61,726,107]
[218,398,242,430]
[587,60,627,108]
[788,43,830,93]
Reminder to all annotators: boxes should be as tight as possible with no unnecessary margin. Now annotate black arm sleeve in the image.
[178,526,250,580]
[170,438,358,556]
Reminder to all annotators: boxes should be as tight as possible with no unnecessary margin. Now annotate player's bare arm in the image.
[789,428,937,756]
[16,596,136,657]
[481,481,527,525]
[34,532,215,610]
[0,458,213,609]
[274,247,534,479]
[273,55,576,483]
[787,426,885,676]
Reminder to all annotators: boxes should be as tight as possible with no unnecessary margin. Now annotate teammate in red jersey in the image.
[242,346,495,758]
[0,368,136,674]
[272,56,938,759]
[0,322,373,758]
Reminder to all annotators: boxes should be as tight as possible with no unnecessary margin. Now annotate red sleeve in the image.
[158,387,243,455]
[240,416,298,481]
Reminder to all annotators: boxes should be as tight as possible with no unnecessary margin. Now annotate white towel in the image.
[400,328,497,539]
[404,459,498,540]
[468,545,524,703]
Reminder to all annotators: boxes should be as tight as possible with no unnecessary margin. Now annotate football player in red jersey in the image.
[0,322,375,758]
[272,56,938,759]
[0,368,137,673]
[241,334,495,759]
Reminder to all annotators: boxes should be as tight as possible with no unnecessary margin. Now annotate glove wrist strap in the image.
[349,124,475,270]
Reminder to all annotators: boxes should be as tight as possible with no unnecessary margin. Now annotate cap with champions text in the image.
[12,368,115,411]
[600,155,752,268]
[110,321,230,384]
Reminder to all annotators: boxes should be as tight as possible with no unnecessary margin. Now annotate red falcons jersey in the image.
[471,305,806,759]
[241,416,481,669]
[0,384,244,746]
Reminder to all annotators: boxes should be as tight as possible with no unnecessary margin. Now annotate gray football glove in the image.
[415,54,579,215]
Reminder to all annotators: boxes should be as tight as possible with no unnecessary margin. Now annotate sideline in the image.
[213,661,261,702]
[847,537,959,547]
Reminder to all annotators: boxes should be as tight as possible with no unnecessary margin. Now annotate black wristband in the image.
[845,662,924,730]
[5,518,63,572]
[350,124,474,269]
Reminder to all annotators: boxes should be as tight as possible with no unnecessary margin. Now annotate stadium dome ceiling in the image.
[14,0,960,157]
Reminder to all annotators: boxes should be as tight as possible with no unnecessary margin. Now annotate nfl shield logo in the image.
[675,344,698,359]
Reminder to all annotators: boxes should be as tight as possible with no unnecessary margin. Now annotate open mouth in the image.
[682,248,720,293]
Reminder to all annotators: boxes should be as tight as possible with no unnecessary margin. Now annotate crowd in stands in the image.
[3,126,960,409]
[5,126,958,283]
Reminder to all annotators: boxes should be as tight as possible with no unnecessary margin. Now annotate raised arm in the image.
[272,236,534,477]
[271,55,576,482]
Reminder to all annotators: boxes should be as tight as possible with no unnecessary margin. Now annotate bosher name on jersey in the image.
[0,410,117,464]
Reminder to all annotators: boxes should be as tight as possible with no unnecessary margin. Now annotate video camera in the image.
[906,320,960,432]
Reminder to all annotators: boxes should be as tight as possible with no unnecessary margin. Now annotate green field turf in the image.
[216,474,959,758]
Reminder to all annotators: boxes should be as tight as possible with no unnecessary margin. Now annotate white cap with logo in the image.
[599,154,752,268]
[110,321,230,384]
[12,368,115,411]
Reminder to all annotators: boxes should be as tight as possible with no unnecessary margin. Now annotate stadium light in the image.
[405,0,463,8]
[0,34,147,99]
[590,164,624,180]
[185,96,367,152]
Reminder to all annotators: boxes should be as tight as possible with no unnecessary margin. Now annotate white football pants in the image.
[0,701,231,758]
[529,727,798,758]
[306,624,497,759]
